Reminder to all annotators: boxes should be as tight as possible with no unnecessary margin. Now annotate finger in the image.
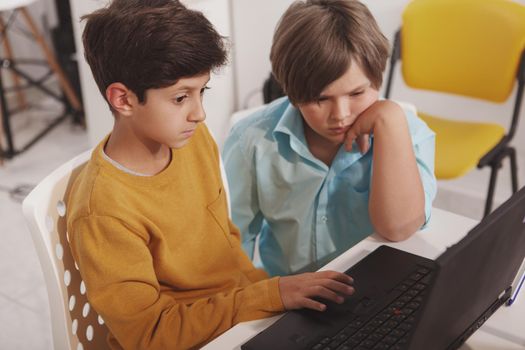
[344,129,358,152]
[319,279,355,296]
[357,134,370,154]
[300,297,327,312]
[308,285,345,304]
[317,271,354,285]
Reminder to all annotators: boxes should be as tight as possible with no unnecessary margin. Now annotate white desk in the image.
[203,208,525,349]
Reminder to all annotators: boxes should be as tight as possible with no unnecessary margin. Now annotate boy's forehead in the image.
[169,72,211,91]
[321,63,370,95]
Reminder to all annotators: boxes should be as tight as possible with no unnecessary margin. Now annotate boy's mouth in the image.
[182,128,196,137]
[328,125,351,135]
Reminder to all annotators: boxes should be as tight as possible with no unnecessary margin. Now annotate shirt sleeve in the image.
[69,215,283,350]
[222,128,264,260]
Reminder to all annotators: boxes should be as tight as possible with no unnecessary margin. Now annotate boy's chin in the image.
[167,138,191,149]
[323,134,346,146]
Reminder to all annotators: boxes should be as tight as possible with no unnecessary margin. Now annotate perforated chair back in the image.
[22,150,110,350]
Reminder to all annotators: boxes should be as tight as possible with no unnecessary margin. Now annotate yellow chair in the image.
[384,0,525,217]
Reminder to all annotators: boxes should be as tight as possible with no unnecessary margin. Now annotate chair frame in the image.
[385,29,525,217]
[22,143,232,349]
[22,150,110,350]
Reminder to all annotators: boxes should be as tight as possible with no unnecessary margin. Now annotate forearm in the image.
[88,276,283,349]
[369,105,425,241]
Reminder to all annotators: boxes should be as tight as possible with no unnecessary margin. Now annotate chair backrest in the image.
[401,0,525,103]
[22,150,110,350]
[22,143,232,350]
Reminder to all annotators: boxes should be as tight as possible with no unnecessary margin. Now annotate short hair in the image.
[82,0,228,109]
[270,0,389,104]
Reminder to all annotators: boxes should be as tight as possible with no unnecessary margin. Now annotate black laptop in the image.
[242,187,525,350]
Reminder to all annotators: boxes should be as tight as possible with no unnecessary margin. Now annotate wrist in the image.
[373,101,407,134]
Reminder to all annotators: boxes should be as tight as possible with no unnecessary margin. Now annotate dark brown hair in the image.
[270,0,389,104]
[82,0,228,109]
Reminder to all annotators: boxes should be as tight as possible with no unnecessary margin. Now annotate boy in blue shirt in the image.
[223,0,437,276]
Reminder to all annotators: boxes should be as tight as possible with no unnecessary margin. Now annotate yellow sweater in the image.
[67,125,284,350]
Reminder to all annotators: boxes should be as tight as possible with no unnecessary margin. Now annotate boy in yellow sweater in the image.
[66,1,355,349]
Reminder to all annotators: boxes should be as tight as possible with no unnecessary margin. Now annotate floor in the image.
[0,103,524,349]
[0,103,89,350]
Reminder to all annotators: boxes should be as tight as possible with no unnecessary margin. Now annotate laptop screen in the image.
[410,187,525,349]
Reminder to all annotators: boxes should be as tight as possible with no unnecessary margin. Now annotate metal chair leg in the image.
[0,66,15,158]
[484,163,500,218]
[0,16,27,110]
[18,7,82,112]
[509,147,519,193]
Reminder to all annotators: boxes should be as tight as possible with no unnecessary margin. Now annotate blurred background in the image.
[1,0,524,348]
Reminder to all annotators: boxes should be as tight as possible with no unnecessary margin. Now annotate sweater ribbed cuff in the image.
[266,277,285,312]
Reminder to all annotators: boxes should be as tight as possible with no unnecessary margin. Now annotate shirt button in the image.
[321,216,328,223]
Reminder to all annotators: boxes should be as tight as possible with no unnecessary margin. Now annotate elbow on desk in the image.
[372,213,425,242]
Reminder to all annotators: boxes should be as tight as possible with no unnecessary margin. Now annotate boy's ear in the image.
[106,83,135,117]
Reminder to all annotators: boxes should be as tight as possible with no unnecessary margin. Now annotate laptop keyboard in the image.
[310,266,432,350]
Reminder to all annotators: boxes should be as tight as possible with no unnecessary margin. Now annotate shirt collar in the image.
[273,100,322,167]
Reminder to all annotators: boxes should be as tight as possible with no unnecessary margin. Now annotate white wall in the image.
[231,0,411,108]
[70,0,235,148]
[69,0,110,147]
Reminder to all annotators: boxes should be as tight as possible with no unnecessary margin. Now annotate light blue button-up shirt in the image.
[223,97,436,276]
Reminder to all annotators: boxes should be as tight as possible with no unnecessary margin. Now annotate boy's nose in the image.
[189,101,206,123]
[331,98,351,121]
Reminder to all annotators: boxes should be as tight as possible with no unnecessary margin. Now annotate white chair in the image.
[22,149,110,350]
[22,143,232,350]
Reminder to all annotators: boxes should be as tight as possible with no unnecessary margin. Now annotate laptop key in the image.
[335,345,352,350]
[361,339,377,348]
[362,325,376,333]
[368,333,384,342]
[398,295,413,303]
[329,340,342,348]
[382,336,398,345]
[397,322,413,332]
[409,272,423,281]
[416,267,430,274]
[349,319,364,328]
[376,326,392,335]
[407,301,420,309]
[395,283,409,292]
[390,329,405,338]
[391,301,405,308]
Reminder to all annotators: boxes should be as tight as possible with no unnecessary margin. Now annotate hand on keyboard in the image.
[279,271,355,311]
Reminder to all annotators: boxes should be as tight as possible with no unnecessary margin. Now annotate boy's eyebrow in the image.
[171,79,211,92]
[319,83,369,98]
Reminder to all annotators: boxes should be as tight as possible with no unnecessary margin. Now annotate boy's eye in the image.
[200,86,210,95]
[174,95,188,104]
[351,91,364,96]
[316,97,329,104]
